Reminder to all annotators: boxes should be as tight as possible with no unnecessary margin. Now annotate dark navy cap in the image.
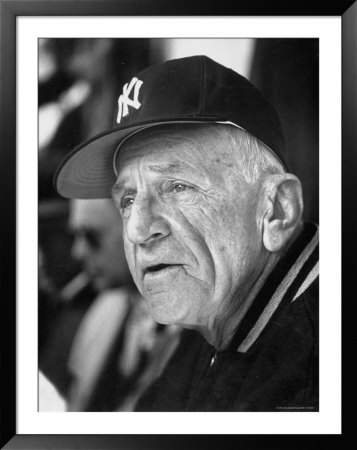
[55,55,286,199]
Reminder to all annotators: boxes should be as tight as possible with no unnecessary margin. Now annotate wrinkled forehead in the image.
[114,123,238,176]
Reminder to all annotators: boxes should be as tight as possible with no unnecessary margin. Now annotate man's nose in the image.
[126,194,170,245]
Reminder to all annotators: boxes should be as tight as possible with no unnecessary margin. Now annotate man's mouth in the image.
[144,263,182,277]
[146,263,171,273]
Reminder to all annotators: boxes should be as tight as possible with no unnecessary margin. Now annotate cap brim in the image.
[54,117,227,199]
[55,125,141,199]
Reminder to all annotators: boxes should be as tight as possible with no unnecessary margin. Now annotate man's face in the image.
[113,125,266,328]
[69,199,131,291]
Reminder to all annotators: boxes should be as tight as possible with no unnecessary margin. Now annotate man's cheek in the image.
[178,202,217,232]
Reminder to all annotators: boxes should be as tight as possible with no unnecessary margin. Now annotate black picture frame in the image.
[1,1,356,449]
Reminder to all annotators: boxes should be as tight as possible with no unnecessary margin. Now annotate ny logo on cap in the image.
[116,77,143,123]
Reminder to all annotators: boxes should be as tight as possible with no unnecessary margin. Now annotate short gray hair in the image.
[219,126,285,184]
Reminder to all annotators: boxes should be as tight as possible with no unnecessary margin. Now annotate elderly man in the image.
[55,55,318,411]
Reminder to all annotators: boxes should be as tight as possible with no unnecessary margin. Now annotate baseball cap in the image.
[54,55,286,199]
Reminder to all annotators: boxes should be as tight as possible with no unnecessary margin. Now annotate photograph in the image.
[39,37,319,413]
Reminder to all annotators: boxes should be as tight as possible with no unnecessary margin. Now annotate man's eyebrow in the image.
[147,162,190,174]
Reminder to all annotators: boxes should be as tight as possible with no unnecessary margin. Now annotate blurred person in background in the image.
[42,198,180,411]
[67,199,180,411]
[68,199,132,293]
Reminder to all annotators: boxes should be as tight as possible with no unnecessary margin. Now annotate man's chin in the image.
[143,292,194,326]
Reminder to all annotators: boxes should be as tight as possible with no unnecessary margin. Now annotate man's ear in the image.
[260,173,303,252]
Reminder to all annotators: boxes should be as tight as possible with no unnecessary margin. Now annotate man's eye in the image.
[168,183,192,194]
[121,197,134,210]
[173,183,187,193]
